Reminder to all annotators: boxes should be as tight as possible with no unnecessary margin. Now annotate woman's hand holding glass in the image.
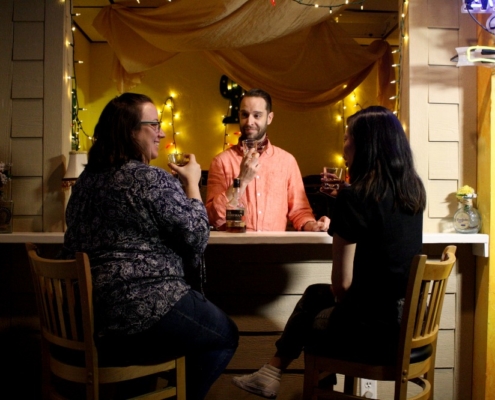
[168,153,198,182]
[320,167,345,197]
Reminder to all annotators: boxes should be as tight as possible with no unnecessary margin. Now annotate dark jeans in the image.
[98,290,238,400]
[152,290,239,399]
[275,283,400,366]
[275,283,336,360]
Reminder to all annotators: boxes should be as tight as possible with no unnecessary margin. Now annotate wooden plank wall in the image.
[204,243,475,400]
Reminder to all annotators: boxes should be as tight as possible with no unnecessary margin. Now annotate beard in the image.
[239,124,267,142]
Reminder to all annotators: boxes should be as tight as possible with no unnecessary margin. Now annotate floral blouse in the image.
[61,160,210,335]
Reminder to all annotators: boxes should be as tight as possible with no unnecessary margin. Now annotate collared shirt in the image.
[206,140,315,231]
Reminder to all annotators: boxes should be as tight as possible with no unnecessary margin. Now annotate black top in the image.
[329,185,423,325]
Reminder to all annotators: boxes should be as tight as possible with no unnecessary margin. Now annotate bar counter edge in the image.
[0,231,489,256]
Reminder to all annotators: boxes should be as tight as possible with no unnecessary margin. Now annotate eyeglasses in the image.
[140,121,162,132]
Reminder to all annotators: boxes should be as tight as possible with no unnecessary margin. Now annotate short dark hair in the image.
[86,93,153,171]
[240,88,272,113]
[347,106,426,214]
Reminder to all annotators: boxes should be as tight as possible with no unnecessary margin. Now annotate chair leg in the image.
[176,356,186,400]
[41,340,51,400]
[303,354,319,400]
[424,360,436,400]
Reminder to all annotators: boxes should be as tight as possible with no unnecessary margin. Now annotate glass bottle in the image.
[453,194,481,234]
[226,178,246,233]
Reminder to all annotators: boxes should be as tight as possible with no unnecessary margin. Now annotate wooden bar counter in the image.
[0,232,488,399]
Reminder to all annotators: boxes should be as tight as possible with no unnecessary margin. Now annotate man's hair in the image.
[347,106,426,214]
[86,93,153,171]
[240,88,272,113]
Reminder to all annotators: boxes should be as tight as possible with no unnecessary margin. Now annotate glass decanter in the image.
[453,194,481,234]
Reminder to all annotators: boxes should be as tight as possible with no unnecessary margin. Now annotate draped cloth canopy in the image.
[93,0,395,110]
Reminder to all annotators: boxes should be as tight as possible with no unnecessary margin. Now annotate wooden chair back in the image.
[26,243,186,400]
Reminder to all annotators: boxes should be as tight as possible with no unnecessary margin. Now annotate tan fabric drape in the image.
[94,0,395,110]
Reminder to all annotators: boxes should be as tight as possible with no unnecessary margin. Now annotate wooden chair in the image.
[26,243,186,400]
[303,245,457,400]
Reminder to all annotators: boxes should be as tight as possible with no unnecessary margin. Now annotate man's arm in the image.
[286,156,330,231]
[205,156,233,229]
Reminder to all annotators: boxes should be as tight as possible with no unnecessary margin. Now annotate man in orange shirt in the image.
[206,89,330,232]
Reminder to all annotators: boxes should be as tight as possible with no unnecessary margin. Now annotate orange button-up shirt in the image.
[206,141,316,231]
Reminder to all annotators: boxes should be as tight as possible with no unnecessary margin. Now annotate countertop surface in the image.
[0,231,489,256]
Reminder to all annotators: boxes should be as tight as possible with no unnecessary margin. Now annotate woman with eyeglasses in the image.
[61,93,238,400]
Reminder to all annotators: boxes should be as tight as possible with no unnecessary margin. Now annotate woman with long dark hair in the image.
[232,106,426,399]
[61,93,238,400]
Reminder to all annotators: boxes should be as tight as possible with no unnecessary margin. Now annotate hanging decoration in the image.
[219,75,244,150]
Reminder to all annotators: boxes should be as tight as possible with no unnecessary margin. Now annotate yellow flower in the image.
[456,185,476,200]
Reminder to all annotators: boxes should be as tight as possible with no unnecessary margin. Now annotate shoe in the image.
[232,364,281,399]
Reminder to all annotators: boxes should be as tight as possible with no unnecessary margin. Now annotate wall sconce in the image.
[62,150,87,189]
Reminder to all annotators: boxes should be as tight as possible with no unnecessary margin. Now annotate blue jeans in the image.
[151,290,239,399]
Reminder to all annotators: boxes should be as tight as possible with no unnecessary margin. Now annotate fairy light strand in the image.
[69,0,92,150]
[292,0,365,13]
[161,96,179,153]
[395,0,408,118]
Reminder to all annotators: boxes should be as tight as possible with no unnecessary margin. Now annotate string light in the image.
[393,0,409,118]
[160,96,180,154]
[291,0,365,11]
[69,1,91,150]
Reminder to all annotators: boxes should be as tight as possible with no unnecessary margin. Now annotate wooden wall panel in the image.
[13,0,44,21]
[12,99,43,138]
[11,138,42,176]
[11,61,43,98]
[428,28,459,66]
[13,22,43,60]
[428,142,459,180]
[427,0,459,29]
[427,179,458,221]
[11,177,42,215]
[13,216,43,232]
[428,103,459,141]
[428,66,459,104]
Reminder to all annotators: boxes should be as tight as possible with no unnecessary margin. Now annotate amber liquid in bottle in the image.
[226,178,246,233]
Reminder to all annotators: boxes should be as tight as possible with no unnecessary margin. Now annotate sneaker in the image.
[232,364,281,399]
